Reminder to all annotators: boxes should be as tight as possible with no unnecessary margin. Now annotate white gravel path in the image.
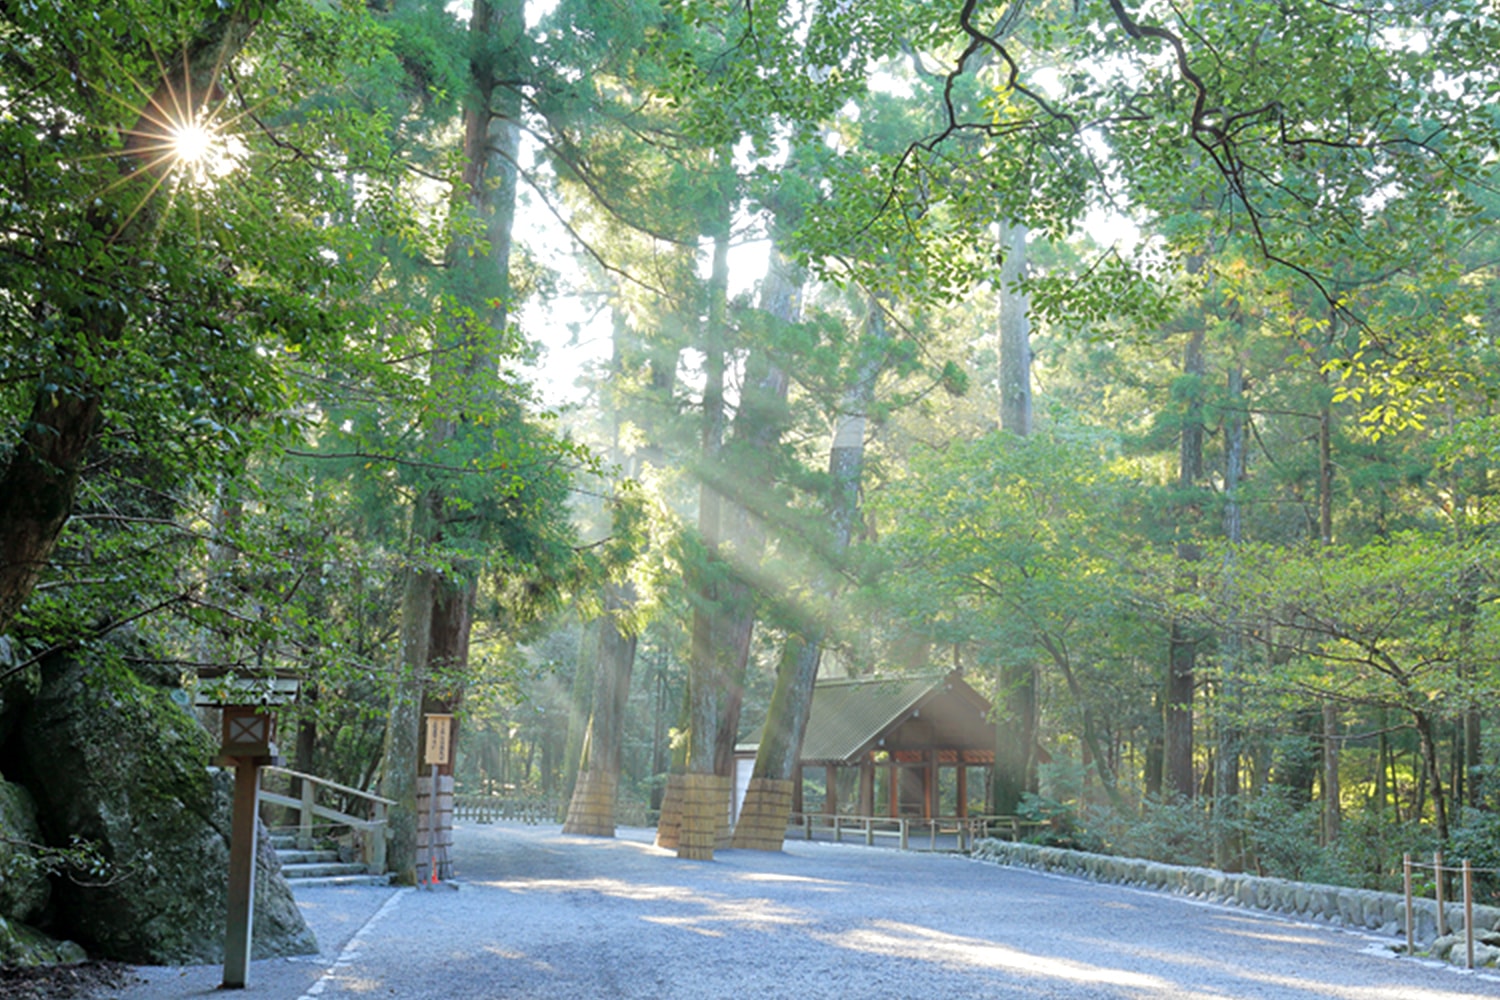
[119,822,1500,999]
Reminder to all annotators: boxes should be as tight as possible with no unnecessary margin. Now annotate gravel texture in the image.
[108,822,1500,999]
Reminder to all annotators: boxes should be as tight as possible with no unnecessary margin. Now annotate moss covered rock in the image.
[0,915,86,966]
[15,649,316,964]
[0,776,49,921]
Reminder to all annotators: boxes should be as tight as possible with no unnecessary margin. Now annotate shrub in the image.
[1083,797,1213,867]
[1446,809,1500,905]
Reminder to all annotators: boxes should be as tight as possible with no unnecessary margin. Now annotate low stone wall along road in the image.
[123,822,1500,999]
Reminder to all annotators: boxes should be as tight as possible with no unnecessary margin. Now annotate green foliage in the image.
[1202,535,1498,721]
[1447,809,1500,905]
[0,834,125,890]
[1018,758,1105,851]
[1088,798,1214,869]
[0,0,400,638]
[1235,790,1343,885]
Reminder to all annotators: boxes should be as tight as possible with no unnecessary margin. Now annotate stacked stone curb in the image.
[971,839,1500,969]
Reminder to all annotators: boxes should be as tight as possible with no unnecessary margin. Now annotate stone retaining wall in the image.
[971,839,1500,967]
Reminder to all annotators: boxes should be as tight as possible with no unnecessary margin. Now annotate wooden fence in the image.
[1404,852,1495,969]
[454,793,562,825]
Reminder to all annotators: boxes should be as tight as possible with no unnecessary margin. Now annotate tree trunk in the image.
[1144,695,1164,800]
[1372,707,1389,814]
[1321,699,1341,845]
[1455,427,1484,807]
[382,546,436,883]
[992,221,1038,815]
[1214,360,1245,868]
[0,391,102,636]
[560,617,599,811]
[1463,406,1489,806]
[679,197,734,861]
[689,248,801,848]
[650,651,670,811]
[1271,709,1320,807]
[1316,379,1341,843]
[1039,636,1122,808]
[654,682,692,850]
[380,0,523,881]
[1319,393,1334,548]
[563,580,639,836]
[564,300,664,823]
[1413,708,1450,842]
[734,294,884,851]
[1165,328,1205,801]
[998,223,1032,436]
[705,247,801,785]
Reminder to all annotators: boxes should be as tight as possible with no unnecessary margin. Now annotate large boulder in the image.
[0,638,87,967]
[14,650,317,964]
[0,773,84,966]
[0,776,49,922]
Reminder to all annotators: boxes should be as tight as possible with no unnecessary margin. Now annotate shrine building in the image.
[733,670,997,823]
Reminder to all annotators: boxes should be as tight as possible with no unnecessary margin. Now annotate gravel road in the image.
[119,822,1500,999]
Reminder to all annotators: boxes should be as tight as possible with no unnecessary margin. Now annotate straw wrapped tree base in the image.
[561,768,617,837]
[715,777,735,850]
[655,773,685,850]
[730,777,794,852]
[677,772,730,861]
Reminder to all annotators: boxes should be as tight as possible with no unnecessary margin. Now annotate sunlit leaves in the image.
[1196,534,1500,714]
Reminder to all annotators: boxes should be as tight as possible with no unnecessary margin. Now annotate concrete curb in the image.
[971,839,1500,967]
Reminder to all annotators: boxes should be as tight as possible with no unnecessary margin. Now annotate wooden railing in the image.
[789,812,1047,852]
[260,766,393,873]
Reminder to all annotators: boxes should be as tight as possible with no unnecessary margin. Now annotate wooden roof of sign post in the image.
[189,669,300,767]
[798,670,996,767]
[190,668,302,710]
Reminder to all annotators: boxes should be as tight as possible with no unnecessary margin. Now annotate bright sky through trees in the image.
[170,121,214,164]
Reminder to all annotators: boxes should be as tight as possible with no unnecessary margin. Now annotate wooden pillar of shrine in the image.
[918,746,930,815]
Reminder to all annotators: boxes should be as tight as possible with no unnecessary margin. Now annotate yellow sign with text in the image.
[424,714,453,767]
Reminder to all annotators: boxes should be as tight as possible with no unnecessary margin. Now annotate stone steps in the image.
[277,848,340,866]
[272,834,390,888]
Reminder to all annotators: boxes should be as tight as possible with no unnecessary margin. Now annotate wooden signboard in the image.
[424,713,453,767]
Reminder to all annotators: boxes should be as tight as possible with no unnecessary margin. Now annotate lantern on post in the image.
[219,705,278,761]
[191,671,300,990]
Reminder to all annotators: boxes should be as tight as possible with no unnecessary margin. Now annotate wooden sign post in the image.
[421,714,455,886]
